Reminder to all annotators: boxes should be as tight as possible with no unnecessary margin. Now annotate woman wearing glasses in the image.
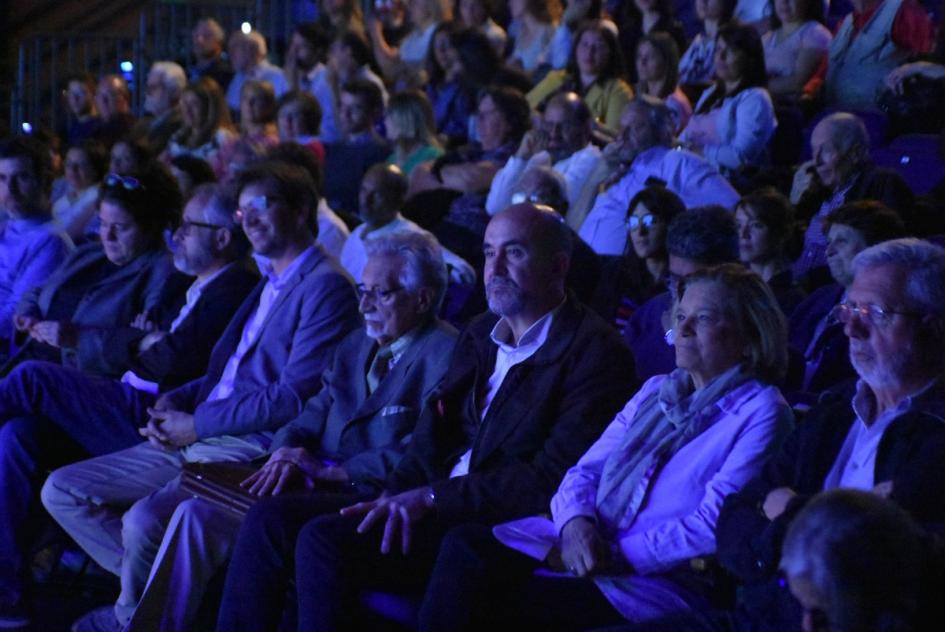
[7,168,186,377]
[786,201,906,405]
[591,182,683,334]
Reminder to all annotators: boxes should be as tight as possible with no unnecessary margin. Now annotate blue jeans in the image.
[0,360,153,602]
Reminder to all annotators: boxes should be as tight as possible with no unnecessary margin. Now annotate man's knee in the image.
[122,496,176,552]
[40,465,75,516]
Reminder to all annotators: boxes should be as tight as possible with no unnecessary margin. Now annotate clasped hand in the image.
[139,404,197,450]
[339,486,435,555]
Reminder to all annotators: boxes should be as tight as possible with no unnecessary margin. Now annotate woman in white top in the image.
[762,0,832,100]
[506,0,560,76]
[53,140,108,240]
[635,32,693,133]
[678,0,738,85]
[680,23,777,175]
[369,0,451,82]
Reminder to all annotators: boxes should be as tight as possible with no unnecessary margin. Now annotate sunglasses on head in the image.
[104,173,144,191]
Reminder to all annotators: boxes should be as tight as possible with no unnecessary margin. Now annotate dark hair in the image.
[822,201,908,246]
[236,160,319,225]
[169,154,217,187]
[68,138,109,182]
[620,0,678,34]
[712,0,739,24]
[566,20,626,88]
[636,32,682,99]
[666,205,739,264]
[0,136,52,191]
[626,182,685,225]
[768,0,826,30]
[334,29,373,68]
[276,90,323,135]
[478,85,532,146]
[341,79,385,117]
[100,163,183,246]
[696,23,768,113]
[267,141,324,196]
[425,21,462,86]
[452,28,502,89]
[737,187,802,260]
[294,21,332,59]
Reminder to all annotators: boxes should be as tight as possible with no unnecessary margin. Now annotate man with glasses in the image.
[42,162,360,632]
[127,231,457,631]
[486,92,601,216]
[705,238,945,631]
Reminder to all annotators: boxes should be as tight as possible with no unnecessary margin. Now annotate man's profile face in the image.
[483,211,556,318]
[543,103,587,162]
[616,105,656,163]
[172,195,219,276]
[339,91,373,136]
[360,253,428,345]
[0,157,41,217]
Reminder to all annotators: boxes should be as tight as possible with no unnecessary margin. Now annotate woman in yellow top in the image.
[527,19,633,136]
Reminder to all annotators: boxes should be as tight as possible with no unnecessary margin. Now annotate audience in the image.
[528,19,634,135]
[457,0,508,57]
[225,30,288,114]
[133,62,186,156]
[715,238,945,631]
[59,73,101,147]
[423,21,475,146]
[506,0,558,76]
[93,75,136,147]
[616,0,687,84]
[165,77,237,170]
[384,89,445,177]
[0,138,72,358]
[634,32,692,133]
[547,0,610,71]
[41,161,361,632]
[187,18,233,89]
[51,139,108,241]
[678,0,736,86]
[275,90,326,162]
[424,263,793,629]
[370,0,450,83]
[762,0,831,102]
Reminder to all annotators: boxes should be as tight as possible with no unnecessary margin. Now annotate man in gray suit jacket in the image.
[41,161,361,632]
[125,231,458,631]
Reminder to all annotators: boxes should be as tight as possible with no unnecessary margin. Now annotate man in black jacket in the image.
[215,203,638,631]
[712,238,945,631]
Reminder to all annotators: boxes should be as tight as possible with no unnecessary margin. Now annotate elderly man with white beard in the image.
[699,238,945,632]
[123,231,458,631]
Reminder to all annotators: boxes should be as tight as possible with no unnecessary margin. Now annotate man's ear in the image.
[414,286,436,316]
[215,227,233,253]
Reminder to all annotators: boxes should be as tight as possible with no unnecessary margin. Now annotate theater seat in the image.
[871,134,945,195]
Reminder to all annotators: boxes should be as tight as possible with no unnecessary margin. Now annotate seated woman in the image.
[634,32,692,133]
[678,0,737,87]
[164,77,237,169]
[547,0,611,71]
[385,89,445,177]
[679,23,777,177]
[8,167,184,377]
[369,0,451,83]
[108,137,154,177]
[423,21,474,146]
[616,0,687,83]
[456,0,507,56]
[506,0,559,76]
[762,0,831,102]
[421,263,793,629]
[735,188,806,316]
[52,139,108,241]
[236,79,279,145]
[528,19,634,136]
[591,183,684,333]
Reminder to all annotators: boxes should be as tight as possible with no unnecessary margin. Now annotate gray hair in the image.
[150,61,187,100]
[364,231,448,315]
[626,95,675,146]
[817,112,870,162]
[852,238,945,319]
[516,166,569,216]
[666,205,739,265]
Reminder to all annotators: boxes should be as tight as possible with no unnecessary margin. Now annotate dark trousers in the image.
[0,360,153,602]
[419,523,625,632]
[216,491,370,632]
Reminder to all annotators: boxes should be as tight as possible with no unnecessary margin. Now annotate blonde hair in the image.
[385,89,440,149]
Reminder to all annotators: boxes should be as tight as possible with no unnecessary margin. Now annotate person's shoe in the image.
[0,599,31,629]
[71,606,122,632]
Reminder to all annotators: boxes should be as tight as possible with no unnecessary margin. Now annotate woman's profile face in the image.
[735,204,774,265]
[673,281,745,384]
[628,201,667,259]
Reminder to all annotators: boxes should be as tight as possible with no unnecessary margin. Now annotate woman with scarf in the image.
[418,264,794,630]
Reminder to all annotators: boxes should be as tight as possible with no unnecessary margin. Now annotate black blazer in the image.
[102,260,260,391]
[385,294,639,526]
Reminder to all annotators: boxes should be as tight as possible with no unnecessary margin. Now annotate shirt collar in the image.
[851,376,940,427]
[253,245,316,289]
[489,300,564,352]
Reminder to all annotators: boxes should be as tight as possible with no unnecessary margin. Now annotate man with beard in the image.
[0,183,258,628]
[212,202,638,630]
[574,96,739,255]
[187,18,234,91]
[486,92,601,216]
[702,238,945,631]
[131,62,186,155]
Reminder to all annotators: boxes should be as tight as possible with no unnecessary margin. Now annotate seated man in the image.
[0,183,258,628]
[187,18,234,91]
[624,205,739,383]
[225,30,288,114]
[275,90,326,163]
[126,231,458,631]
[131,62,185,156]
[215,203,638,630]
[713,238,945,631]
[40,161,361,632]
[93,75,136,147]
[575,96,739,254]
[486,91,601,216]
[340,163,475,285]
[0,137,71,359]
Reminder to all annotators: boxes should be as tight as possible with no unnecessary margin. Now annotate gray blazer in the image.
[272,320,458,489]
[164,245,362,440]
[15,242,183,376]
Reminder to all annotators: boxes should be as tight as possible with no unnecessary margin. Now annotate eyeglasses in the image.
[178,218,226,234]
[104,173,144,191]
[830,301,923,328]
[626,214,658,231]
[233,195,280,222]
[356,284,406,302]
